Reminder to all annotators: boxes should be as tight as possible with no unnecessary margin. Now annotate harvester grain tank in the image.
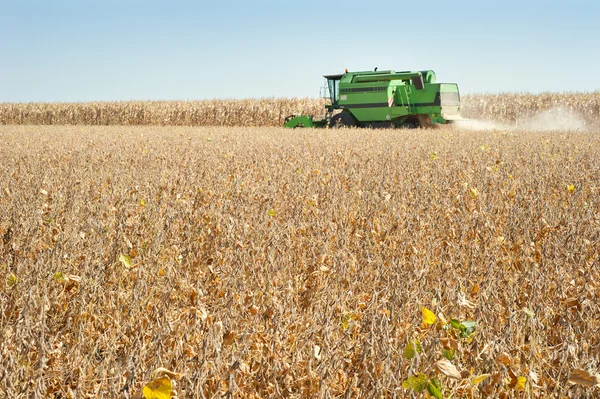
[284,69,462,128]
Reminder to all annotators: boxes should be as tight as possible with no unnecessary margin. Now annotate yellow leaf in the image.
[515,376,527,391]
[567,185,575,193]
[421,307,436,325]
[472,373,491,385]
[142,377,172,399]
[470,187,479,198]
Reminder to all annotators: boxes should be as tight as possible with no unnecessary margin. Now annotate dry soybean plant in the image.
[1,125,599,398]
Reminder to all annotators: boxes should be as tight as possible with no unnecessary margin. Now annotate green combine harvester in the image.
[284,69,462,128]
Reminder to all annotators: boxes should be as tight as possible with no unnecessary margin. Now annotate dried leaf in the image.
[435,358,462,379]
[496,352,511,366]
[152,367,180,380]
[568,368,600,387]
[313,345,322,361]
[223,330,237,347]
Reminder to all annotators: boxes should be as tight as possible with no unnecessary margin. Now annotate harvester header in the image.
[284,68,461,128]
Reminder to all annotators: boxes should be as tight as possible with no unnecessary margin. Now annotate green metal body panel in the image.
[283,115,327,128]
[283,69,462,128]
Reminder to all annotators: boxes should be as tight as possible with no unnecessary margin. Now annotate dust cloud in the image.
[453,119,508,131]
[455,107,588,132]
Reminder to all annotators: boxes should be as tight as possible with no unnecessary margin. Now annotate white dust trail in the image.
[455,107,588,132]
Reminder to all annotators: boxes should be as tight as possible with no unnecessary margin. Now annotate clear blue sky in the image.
[1,0,599,102]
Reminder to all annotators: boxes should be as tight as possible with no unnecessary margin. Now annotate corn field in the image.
[1,92,599,127]
[1,125,599,398]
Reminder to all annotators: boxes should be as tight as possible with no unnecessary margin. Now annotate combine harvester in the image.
[284,69,462,128]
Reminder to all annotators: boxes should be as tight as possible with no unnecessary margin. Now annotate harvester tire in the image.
[330,112,357,128]
[417,115,439,129]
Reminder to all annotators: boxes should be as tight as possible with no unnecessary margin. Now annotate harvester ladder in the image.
[397,86,413,114]
[397,88,405,108]
[404,86,414,114]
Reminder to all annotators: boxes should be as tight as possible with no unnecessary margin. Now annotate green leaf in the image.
[442,348,455,360]
[53,271,67,283]
[522,307,535,318]
[449,319,461,331]
[403,340,422,359]
[460,320,477,336]
[341,312,357,331]
[267,208,276,217]
[6,273,18,287]
[448,319,477,338]
[119,254,133,269]
[403,373,429,393]
[427,378,443,399]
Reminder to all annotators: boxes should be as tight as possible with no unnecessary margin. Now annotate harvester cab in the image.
[283,68,462,128]
[322,73,343,106]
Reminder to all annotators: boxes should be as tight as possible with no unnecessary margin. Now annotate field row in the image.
[0,92,599,127]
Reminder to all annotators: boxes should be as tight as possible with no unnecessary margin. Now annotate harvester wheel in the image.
[330,112,357,128]
[417,115,438,129]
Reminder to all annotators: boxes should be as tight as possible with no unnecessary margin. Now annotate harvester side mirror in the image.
[413,76,425,90]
